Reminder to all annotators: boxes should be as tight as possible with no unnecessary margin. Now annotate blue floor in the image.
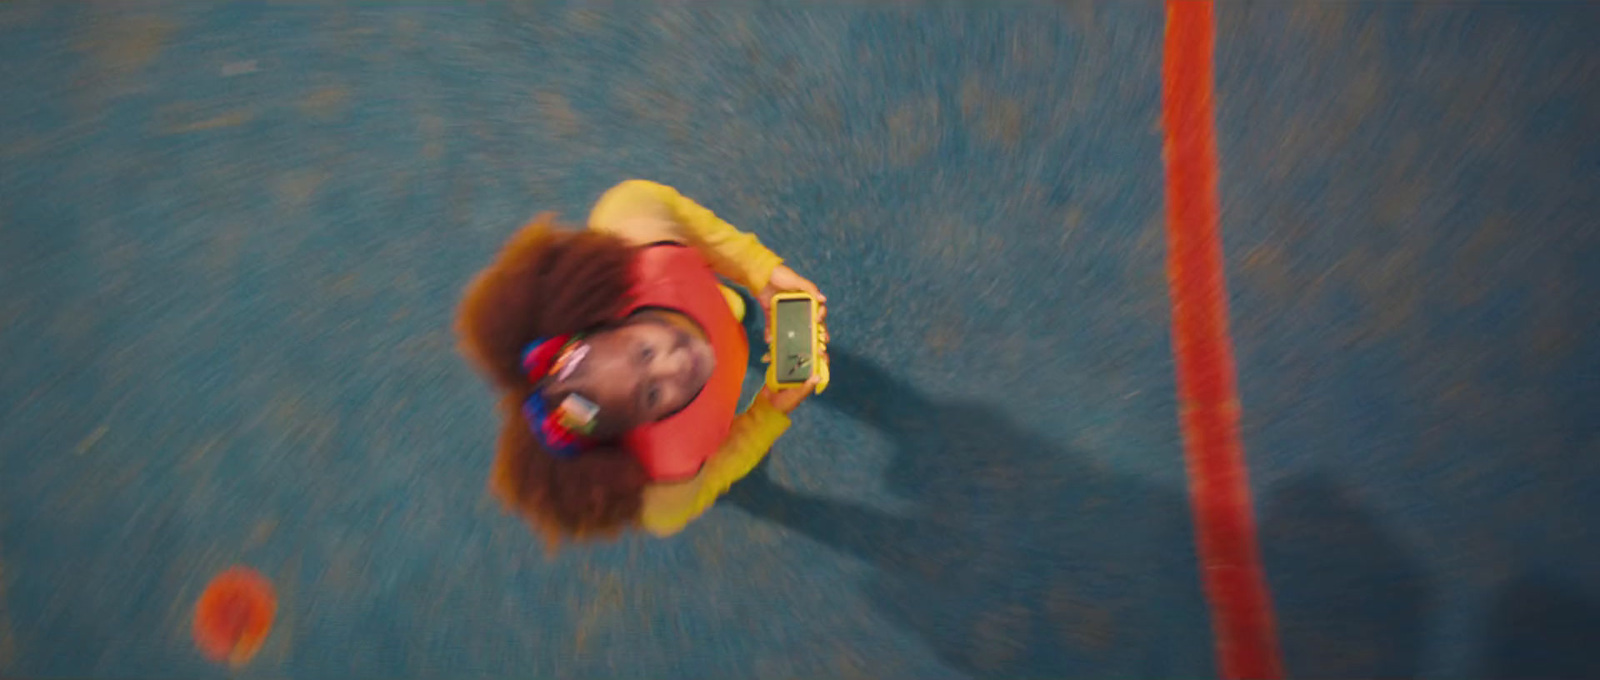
[1217,6,1600,678]
[1,3,1597,679]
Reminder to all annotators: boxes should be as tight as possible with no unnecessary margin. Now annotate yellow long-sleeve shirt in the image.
[586,180,792,536]
[588,179,783,293]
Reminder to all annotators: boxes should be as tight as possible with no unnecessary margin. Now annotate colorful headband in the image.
[521,334,601,459]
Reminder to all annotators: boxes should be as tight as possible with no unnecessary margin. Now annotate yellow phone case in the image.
[765,292,829,394]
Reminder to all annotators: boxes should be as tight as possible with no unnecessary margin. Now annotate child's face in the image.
[548,316,715,433]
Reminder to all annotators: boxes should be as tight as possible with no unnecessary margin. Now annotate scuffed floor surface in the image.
[1,3,1597,679]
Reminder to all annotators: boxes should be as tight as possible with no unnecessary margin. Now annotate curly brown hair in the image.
[455,213,649,551]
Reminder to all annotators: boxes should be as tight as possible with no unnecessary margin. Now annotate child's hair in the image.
[455,213,649,550]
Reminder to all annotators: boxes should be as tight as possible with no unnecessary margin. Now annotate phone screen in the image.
[774,298,814,383]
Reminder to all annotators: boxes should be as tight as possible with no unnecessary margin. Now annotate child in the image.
[456,180,827,548]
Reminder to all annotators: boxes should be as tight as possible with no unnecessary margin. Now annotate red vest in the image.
[621,245,747,481]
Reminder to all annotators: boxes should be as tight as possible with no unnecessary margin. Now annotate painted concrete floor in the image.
[1,3,1597,679]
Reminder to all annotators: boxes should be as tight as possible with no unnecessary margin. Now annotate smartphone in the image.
[767,292,828,393]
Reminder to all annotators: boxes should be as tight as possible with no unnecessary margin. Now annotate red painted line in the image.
[1160,2,1284,679]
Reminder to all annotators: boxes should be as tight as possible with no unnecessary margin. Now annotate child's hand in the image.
[760,265,829,345]
[760,374,824,414]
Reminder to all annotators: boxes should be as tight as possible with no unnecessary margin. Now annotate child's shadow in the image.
[726,349,1214,678]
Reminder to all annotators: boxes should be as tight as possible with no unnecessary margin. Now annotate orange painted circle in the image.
[192,566,276,666]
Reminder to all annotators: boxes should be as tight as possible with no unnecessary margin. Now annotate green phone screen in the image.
[774,299,814,383]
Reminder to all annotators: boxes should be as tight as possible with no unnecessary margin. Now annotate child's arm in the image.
[637,396,792,536]
[639,375,820,535]
[588,180,784,293]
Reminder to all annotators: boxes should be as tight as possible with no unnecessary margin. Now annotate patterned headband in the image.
[520,334,601,459]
